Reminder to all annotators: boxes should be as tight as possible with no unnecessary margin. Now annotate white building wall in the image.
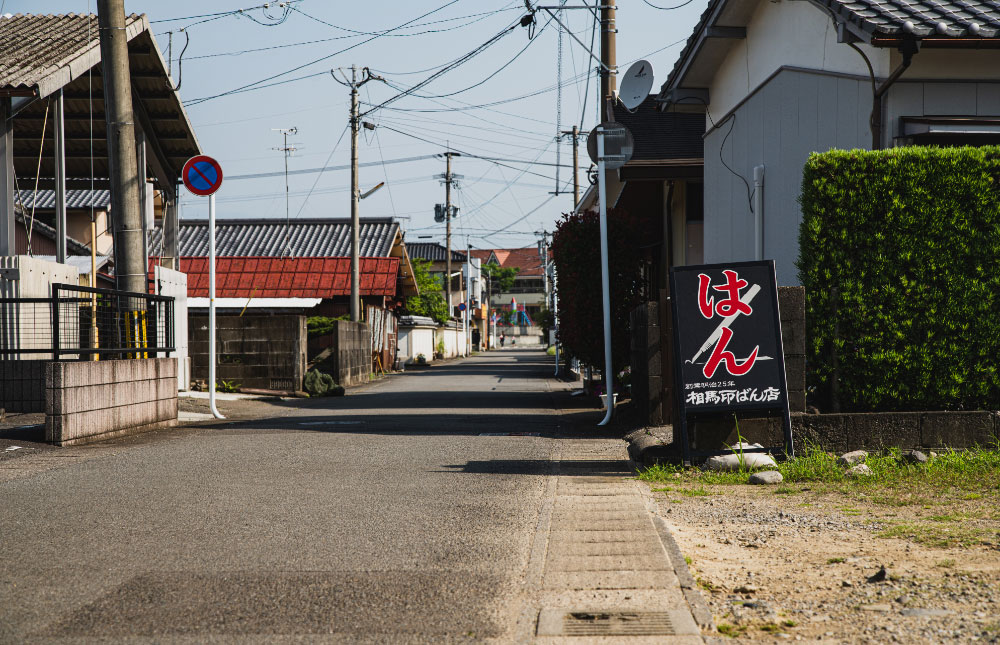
[709,0,887,120]
[154,265,188,391]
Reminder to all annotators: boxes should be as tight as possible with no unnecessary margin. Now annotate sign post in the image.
[668,260,794,464]
[182,155,225,419]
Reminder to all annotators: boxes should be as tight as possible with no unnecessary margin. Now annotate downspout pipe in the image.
[848,39,917,150]
[872,41,917,150]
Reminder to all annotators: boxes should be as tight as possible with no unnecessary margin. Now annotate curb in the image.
[652,514,716,632]
[625,427,679,466]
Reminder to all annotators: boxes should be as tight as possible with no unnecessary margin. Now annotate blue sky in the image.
[9,0,706,250]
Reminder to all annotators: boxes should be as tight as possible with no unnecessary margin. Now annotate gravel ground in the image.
[651,484,1000,643]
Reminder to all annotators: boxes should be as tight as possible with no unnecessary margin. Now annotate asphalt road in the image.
[0,349,601,643]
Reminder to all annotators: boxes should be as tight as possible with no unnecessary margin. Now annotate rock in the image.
[860,604,892,612]
[842,580,853,587]
[868,566,888,583]
[900,450,928,464]
[749,470,783,485]
[900,608,953,617]
[838,450,868,466]
[734,584,758,594]
[847,464,874,478]
[706,447,777,472]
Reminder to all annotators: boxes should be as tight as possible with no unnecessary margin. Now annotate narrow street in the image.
[0,350,701,643]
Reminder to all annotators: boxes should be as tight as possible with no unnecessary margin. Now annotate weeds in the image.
[827,557,846,564]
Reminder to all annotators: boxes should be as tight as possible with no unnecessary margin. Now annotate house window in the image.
[895,117,1000,147]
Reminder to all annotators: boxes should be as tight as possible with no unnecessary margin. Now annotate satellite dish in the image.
[586,122,635,171]
[619,60,654,110]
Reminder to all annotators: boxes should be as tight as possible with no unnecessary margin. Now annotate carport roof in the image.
[1,13,201,194]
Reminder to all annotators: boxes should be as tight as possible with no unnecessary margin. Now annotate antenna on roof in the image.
[272,126,298,257]
[618,60,654,111]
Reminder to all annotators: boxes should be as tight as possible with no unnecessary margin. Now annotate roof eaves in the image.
[659,0,729,97]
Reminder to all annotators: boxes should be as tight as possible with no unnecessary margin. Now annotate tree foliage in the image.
[403,258,448,324]
[483,263,519,294]
[798,146,1000,412]
[551,207,644,373]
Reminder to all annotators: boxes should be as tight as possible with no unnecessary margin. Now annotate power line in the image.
[186,0,463,105]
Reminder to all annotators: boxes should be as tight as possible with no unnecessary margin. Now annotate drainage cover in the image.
[537,609,679,636]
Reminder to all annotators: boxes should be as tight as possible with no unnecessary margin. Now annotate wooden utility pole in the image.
[443,152,459,315]
[600,0,617,122]
[97,0,145,294]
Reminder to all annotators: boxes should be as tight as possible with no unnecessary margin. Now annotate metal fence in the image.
[0,283,174,360]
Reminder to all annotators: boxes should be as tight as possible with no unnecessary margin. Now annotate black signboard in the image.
[668,260,793,463]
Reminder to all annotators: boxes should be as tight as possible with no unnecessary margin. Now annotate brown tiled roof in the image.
[474,247,545,276]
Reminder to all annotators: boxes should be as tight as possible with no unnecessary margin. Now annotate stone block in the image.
[920,411,998,449]
[784,358,806,393]
[847,413,921,450]
[787,389,806,413]
[778,286,805,322]
[781,320,806,355]
[793,414,848,453]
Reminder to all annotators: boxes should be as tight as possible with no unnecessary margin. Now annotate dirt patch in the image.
[651,482,1000,643]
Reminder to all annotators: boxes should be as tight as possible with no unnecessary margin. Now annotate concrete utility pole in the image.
[600,0,617,122]
[443,151,459,315]
[97,0,145,294]
[333,66,383,322]
[561,126,581,209]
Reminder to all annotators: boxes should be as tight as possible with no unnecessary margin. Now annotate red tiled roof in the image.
[151,256,400,298]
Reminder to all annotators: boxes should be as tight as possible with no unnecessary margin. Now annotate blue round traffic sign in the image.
[458,302,467,312]
[182,155,223,196]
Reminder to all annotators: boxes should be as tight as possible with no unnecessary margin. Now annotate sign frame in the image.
[668,260,794,465]
[182,155,224,196]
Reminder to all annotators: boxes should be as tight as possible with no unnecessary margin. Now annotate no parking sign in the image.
[182,155,223,196]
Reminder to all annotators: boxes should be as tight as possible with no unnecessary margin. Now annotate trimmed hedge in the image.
[797,147,1000,412]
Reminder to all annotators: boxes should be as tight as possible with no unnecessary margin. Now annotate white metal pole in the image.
[597,126,614,426]
[208,192,225,419]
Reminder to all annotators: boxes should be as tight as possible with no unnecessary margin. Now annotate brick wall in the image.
[45,358,178,446]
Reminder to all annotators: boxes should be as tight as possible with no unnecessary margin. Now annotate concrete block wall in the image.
[45,358,178,446]
[778,286,806,413]
[0,360,49,412]
[398,317,436,364]
[329,320,371,386]
[189,315,306,391]
[630,301,663,426]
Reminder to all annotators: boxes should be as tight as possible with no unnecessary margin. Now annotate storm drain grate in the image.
[538,610,676,636]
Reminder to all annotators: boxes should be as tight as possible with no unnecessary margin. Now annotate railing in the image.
[0,283,174,360]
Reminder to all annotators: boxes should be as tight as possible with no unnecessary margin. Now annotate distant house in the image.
[151,217,418,315]
[472,247,549,327]
[1,13,201,281]
[576,97,705,299]
[656,0,1000,284]
[405,241,468,313]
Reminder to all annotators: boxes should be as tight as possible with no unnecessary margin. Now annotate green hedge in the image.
[797,147,1000,412]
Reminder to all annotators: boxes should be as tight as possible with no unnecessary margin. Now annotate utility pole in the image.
[600,0,617,122]
[442,151,460,316]
[561,125,581,209]
[332,66,383,322]
[272,127,297,257]
[97,0,145,294]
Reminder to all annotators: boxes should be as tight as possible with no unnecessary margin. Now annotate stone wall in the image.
[0,360,49,413]
[189,315,306,391]
[45,358,177,446]
[327,320,371,386]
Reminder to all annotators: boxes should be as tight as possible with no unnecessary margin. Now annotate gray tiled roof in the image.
[150,218,400,257]
[0,13,142,98]
[405,242,467,262]
[663,0,1000,92]
[821,0,1000,38]
[17,189,111,210]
